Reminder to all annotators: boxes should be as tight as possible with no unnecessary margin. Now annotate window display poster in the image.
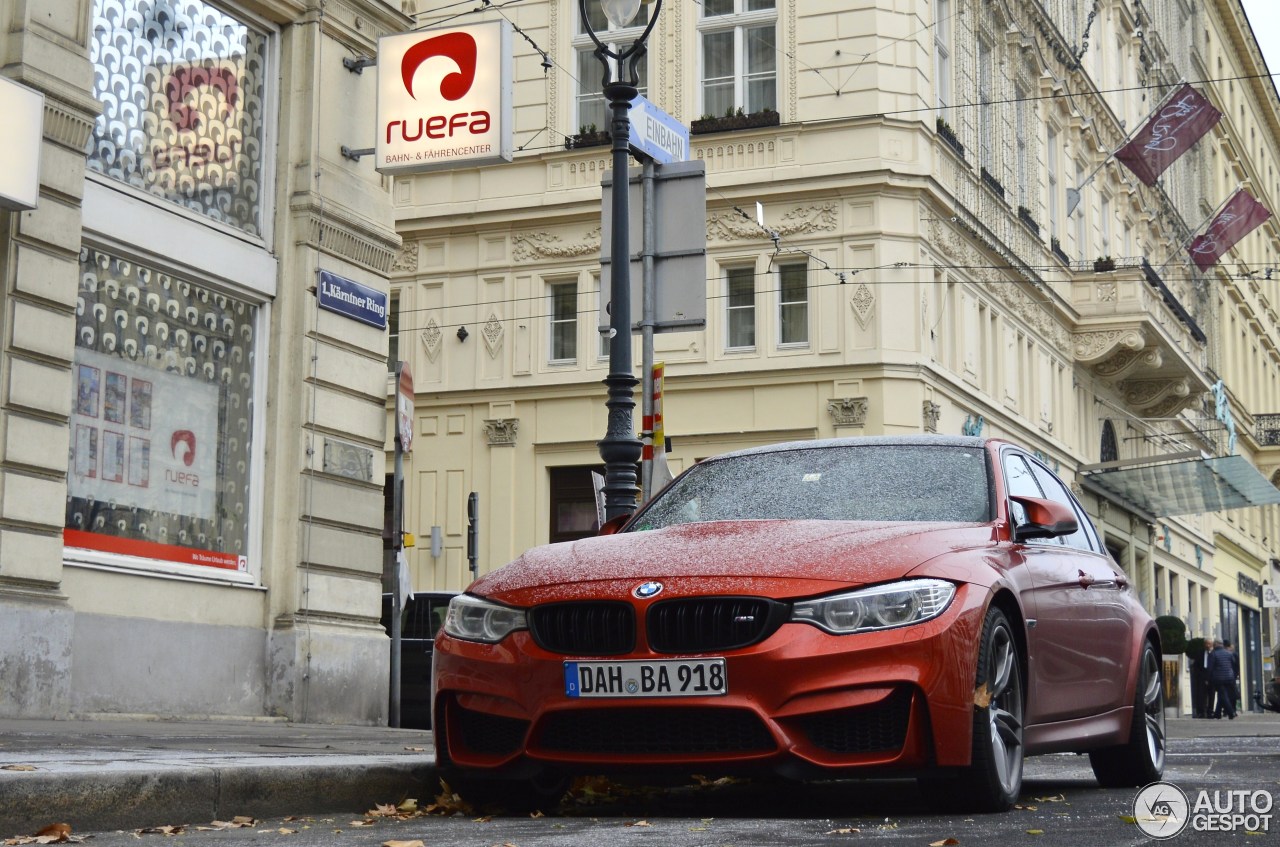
[67,348,228,568]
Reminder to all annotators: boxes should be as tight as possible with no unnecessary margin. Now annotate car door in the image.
[1007,450,1132,722]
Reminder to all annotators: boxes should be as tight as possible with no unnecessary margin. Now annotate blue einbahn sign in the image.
[318,270,388,329]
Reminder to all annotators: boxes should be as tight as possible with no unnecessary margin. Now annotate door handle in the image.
[1078,569,1095,588]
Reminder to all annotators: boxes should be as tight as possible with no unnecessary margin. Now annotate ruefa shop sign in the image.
[376,21,513,173]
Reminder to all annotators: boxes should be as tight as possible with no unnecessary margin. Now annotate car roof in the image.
[715,434,990,460]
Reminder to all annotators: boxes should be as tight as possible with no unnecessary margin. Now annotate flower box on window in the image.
[936,117,964,158]
[1094,256,1116,273]
[1017,205,1040,236]
[691,108,780,135]
[1051,237,1071,266]
[980,167,1005,200]
[565,125,611,150]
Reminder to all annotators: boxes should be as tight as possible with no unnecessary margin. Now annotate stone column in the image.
[0,0,99,718]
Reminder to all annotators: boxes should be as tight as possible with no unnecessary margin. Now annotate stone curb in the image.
[0,756,438,836]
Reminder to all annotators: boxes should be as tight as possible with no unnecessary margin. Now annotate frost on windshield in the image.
[634,445,990,529]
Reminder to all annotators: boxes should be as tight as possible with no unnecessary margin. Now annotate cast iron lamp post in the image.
[581,0,662,521]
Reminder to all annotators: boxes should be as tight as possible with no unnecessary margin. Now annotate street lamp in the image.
[581,0,662,521]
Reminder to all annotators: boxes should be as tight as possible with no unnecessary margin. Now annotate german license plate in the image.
[564,658,727,698]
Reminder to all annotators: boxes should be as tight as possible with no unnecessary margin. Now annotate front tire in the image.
[1089,640,1165,787]
[920,606,1024,812]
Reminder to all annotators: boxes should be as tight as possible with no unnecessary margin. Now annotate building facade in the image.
[392,0,1280,711]
[0,0,405,722]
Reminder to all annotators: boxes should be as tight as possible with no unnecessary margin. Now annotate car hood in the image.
[473,520,995,604]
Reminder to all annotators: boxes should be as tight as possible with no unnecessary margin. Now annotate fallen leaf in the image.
[403,747,427,752]
[825,828,861,834]
[1034,794,1066,803]
[1014,805,1038,812]
[973,683,992,709]
[276,829,297,835]
[424,779,474,816]
[368,804,399,818]
[472,816,493,824]
[381,840,424,847]
[1,765,37,772]
[137,825,184,836]
[349,820,375,827]
[689,827,708,832]
[1117,815,1137,824]
[529,811,544,819]
[396,799,418,814]
[1026,830,1044,836]
[208,818,257,830]
[34,827,70,841]
[930,840,960,846]
[626,820,651,827]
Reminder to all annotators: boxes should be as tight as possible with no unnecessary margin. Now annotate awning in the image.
[1081,453,1280,518]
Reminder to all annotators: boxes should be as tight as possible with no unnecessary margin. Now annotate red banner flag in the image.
[1115,84,1222,185]
[1188,188,1272,271]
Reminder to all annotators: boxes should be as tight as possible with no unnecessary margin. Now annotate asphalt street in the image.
[40,733,1280,847]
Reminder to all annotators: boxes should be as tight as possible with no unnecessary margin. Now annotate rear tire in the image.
[919,606,1024,813]
[1089,640,1165,787]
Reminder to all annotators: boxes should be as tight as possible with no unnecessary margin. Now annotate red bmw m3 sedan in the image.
[432,436,1165,812]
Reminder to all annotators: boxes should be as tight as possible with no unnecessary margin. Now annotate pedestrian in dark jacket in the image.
[1209,639,1237,719]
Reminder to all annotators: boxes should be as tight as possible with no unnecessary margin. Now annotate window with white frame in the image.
[594,275,609,360]
[1101,194,1111,257]
[87,0,269,237]
[934,0,951,116]
[699,0,777,118]
[574,4,649,134]
[1047,128,1060,241]
[978,38,994,171]
[549,280,579,363]
[777,263,808,346]
[1015,86,1029,209]
[725,266,756,350]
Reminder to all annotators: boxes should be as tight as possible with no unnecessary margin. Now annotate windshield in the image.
[633,444,991,529]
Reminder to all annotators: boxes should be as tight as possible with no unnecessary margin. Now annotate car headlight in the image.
[791,579,956,634]
[443,594,528,643]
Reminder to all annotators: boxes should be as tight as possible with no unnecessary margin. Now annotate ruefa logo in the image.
[387,30,489,145]
[400,32,477,100]
[171,430,196,467]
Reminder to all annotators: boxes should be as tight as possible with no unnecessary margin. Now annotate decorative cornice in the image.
[828,396,869,428]
[1118,377,1191,412]
[44,99,96,152]
[1073,328,1145,364]
[707,202,837,242]
[293,199,399,275]
[482,418,518,446]
[512,227,601,261]
[1093,347,1163,380]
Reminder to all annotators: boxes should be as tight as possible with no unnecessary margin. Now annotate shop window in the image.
[65,245,258,576]
[549,466,601,544]
[87,0,269,236]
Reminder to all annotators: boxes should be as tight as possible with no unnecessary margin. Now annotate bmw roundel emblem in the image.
[633,581,663,599]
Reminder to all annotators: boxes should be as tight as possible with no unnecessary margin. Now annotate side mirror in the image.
[597,514,630,536]
[1009,494,1078,542]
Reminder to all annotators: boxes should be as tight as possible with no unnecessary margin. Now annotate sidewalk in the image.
[0,718,438,837]
[2,712,1277,836]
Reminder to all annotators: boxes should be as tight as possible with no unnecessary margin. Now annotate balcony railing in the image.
[1258,413,1280,447]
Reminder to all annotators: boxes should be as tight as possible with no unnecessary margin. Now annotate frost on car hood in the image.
[473,520,995,601]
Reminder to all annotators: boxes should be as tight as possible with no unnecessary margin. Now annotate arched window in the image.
[1100,419,1119,463]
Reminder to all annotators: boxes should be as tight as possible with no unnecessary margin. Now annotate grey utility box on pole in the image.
[599,159,708,333]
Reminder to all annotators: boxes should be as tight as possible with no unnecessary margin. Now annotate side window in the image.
[1029,462,1093,551]
[1002,453,1043,532]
